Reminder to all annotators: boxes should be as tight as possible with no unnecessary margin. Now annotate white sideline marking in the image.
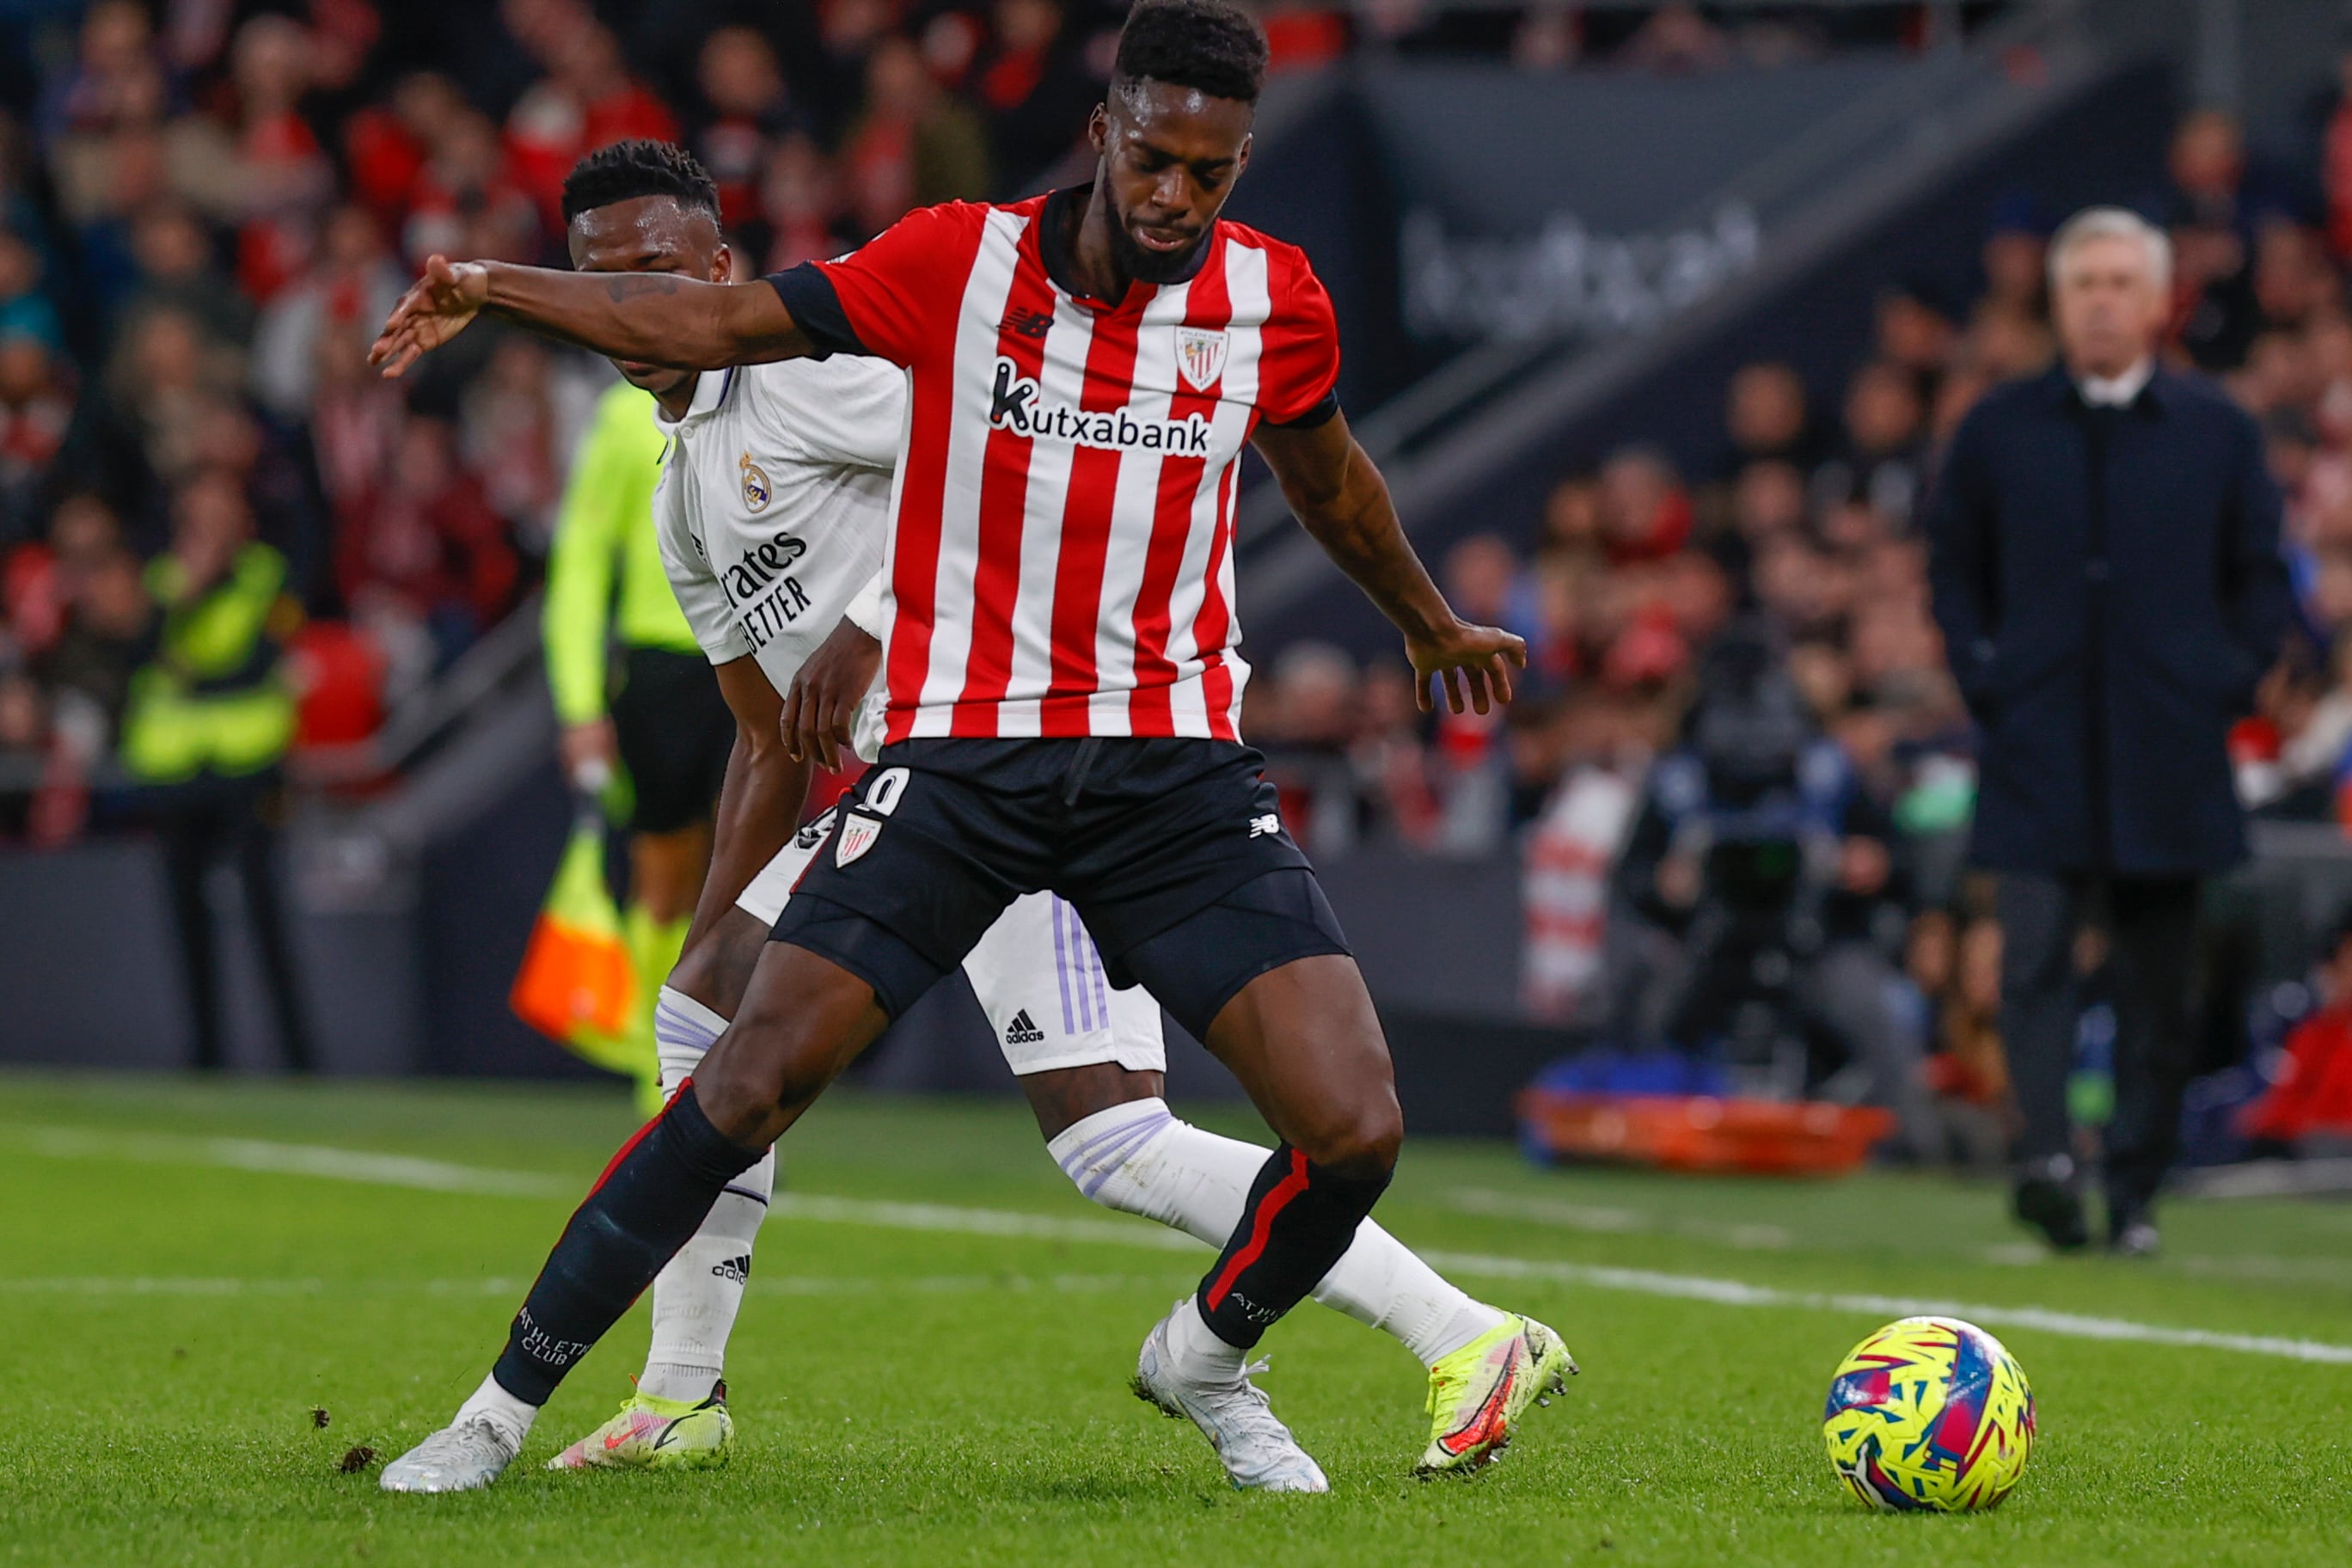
[12,1125,573,1198]
[1449,1186,1795,1250]
[0,1272,1180,1300]
[10,1124,2351,1366]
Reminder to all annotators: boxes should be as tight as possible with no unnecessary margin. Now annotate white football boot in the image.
[379,1416,522,1493]
[1133,1302,1329,1493]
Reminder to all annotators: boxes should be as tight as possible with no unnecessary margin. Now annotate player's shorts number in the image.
[864,766,911,818]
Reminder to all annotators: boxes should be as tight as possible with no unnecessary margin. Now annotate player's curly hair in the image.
[560,139,720,225]
[1112,0,1268,107]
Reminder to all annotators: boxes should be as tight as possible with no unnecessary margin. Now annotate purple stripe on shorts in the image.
[1086,926,1112,1035]
[1051,897,1078,1037]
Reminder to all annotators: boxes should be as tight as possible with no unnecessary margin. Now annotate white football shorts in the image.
[734,808,1166,1075]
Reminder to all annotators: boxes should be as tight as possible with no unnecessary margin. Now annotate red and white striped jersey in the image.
[768,187,1342,744]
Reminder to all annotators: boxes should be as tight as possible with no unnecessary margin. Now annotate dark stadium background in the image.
[3,0,2349,1154]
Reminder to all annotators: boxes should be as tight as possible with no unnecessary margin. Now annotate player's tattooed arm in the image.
[1253,413,1526,715]
[369,255,816,377]
[688,657,814,952]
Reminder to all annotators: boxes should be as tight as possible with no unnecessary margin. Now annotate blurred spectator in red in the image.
[2241,909,2352,1155]
[505,21,680,233]
[343,73,464,229]
[223,15,337,303]
[252,205,406,419]
[308,323,404,522]
[1596,445,1692,564]
[2324,46,2352,263]
[1357,659,1441,842]
[335,414,518,689]
[694,28,800,231]
[1257,640,1365,858]
[843,37,992,238]
[1915,913,2012,1169]
[405,107,542,266]
[972,0,1103,194]
[1522,688,1650,1021]
[460,335,563,547]
[1261,2,1350,76]
[0,332,72,547]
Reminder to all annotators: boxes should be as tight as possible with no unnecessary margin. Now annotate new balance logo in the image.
[1003,1009,1046,1045]
[1248,812,1282,839]
[1006,307,1054,340]
[711,1254,751,1283]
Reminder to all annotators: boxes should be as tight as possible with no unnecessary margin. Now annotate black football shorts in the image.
[609,646,734,835]
[769,737,1352,1041]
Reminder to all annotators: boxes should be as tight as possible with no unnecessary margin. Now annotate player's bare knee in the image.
[1295,1090,1402,1179]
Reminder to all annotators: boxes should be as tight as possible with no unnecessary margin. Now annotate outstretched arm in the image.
[1250,411,1525,714]
[368,256,814,378]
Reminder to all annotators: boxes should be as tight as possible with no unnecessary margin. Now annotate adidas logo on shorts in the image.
[1003,1009,1046,1045]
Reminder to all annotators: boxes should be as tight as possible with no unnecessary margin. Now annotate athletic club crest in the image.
[1175,327,1228,391]
[739,450,772,511]
[836,811,882,867]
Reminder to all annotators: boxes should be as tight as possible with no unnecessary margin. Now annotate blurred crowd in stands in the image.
[1243,84,2352,1160]
[0,0,2017,843]
[0,0,1140,838]
[0,0,2345,1147]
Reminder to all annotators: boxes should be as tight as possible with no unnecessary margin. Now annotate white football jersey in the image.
[652,357,908,758]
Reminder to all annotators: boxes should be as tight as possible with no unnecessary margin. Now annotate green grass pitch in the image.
[2,1070,2348,1566]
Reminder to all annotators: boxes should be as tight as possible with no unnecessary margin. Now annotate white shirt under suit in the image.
[652,359,1163,1074]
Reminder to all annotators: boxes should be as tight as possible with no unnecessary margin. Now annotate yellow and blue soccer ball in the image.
[1822,1315,2035,1512]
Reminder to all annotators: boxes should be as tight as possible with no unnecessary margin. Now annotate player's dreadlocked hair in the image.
[560,139,720,225]
[1112,0,1268,107]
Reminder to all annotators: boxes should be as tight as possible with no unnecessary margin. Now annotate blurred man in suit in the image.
[1926,206,2289,1254]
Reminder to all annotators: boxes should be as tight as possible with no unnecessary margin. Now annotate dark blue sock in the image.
[490,1083,764,1406]
[1194,1142,1393,1350]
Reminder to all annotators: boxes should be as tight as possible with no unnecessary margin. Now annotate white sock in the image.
[455,1371,536,1448]
[638,987,772,1404]
[1046,1098,1509,1367]
[1167,1293,1245,1381]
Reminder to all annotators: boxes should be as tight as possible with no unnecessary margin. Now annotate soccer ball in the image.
[1822,1315,2035,1512]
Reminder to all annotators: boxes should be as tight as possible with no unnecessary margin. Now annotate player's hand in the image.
[783,619,884,771]
[1406,619,1527,715]
[560,719,619,793]
[369,255,490,377]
